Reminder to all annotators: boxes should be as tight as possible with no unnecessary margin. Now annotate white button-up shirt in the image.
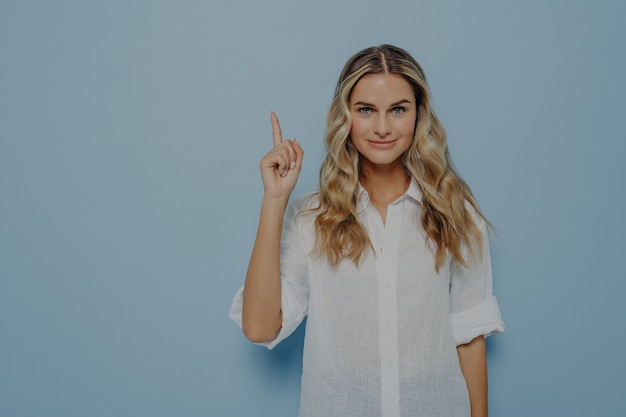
[230,180,504,417]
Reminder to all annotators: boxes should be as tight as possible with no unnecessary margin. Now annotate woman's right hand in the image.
[259,112,304,201]
[242,112,303,342]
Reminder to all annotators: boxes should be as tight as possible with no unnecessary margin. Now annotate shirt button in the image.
[391,216,397,223]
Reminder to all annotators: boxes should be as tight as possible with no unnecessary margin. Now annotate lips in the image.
[368,139,398,149]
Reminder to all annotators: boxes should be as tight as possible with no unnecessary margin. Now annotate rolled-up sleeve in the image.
[229,198,310,350]
[449,215,504,346]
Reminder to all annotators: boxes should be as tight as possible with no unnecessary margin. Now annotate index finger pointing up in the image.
[270,111,283,147]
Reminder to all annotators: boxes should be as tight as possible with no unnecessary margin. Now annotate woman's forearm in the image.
[457,335,488,417]
[241,196,288,343]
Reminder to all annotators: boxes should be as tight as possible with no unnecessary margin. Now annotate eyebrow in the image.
[352,99,413,107]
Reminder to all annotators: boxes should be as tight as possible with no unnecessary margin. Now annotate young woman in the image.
[230,44,504,417]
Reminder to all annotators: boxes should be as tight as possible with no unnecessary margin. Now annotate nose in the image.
[373,114,391,137]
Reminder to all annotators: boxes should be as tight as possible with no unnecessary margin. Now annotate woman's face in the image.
[349,73,417,171]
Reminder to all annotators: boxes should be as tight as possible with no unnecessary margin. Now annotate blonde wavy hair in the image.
[314,44,488,271]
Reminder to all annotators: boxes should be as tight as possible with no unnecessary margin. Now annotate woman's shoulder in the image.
[289,191,320,215]
[281,193,319,242]
[285,192,320,223]
[293,191,319,208]
[462,198,488,230]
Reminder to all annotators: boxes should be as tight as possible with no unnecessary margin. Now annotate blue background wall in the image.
[2,1,625,416]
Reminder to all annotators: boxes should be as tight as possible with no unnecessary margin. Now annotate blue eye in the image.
[392,107,405,114]
[359,107,372,115]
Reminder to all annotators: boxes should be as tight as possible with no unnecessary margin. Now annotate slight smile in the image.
[368,139,398,149]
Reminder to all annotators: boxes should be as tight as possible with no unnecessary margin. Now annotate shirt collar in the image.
[356,178,422,213]
[404,178,422,203]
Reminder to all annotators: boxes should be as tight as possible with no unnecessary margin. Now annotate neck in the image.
[359,162,410,206]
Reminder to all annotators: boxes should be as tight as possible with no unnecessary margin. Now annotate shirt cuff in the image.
[450,295,504,346]
[228,286,303,350]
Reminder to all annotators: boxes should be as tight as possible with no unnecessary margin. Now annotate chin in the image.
[360,155,405,168]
